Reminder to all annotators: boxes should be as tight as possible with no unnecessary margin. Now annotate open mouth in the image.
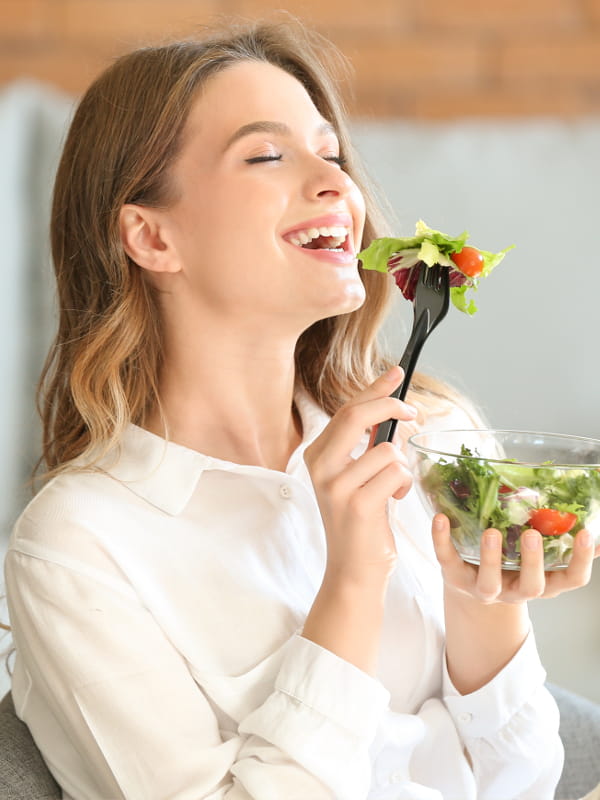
[285,225,351,253]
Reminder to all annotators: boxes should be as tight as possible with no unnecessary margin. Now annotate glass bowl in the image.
[407,429,600,570]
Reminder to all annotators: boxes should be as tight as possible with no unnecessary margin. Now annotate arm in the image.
[433,514,597,694]
[302,365,417,674]
[430,513,598,798]
[440,631,565,800]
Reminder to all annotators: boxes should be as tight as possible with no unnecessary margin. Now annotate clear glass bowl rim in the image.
[407,428,600,469]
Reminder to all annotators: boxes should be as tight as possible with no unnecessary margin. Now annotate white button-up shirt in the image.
[4,393,562,800]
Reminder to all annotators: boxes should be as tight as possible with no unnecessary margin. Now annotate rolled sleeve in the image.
[275,634,390,738]
[238,634,390,799]
[442,628,547,739]
[441,629,563,799]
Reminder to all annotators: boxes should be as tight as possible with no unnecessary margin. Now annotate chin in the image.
[315,284,366,320]
[336,281,367,313]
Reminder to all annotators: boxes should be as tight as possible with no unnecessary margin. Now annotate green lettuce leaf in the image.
[358,219,513,315]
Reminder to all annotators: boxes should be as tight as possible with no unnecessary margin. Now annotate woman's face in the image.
[159,59,367,333]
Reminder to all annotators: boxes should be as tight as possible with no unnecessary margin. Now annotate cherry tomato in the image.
[528,508,578,536]
[450,246,485,277]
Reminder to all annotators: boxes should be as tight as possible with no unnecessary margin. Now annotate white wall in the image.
[352,119,600,439]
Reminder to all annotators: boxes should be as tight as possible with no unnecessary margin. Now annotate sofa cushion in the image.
[550,683,600,800]
[0,692,60,800]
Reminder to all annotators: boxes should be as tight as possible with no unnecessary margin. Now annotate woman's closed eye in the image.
[245,154,282,164]
[244,153,347,167]
[323,155,347,168]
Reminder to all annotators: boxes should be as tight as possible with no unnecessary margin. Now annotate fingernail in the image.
[523,532,540,551]
[433,514,446,532]
[404,404,418,417]
[484,531,501,549]
[579,531,592,548]
[384,366,402,382]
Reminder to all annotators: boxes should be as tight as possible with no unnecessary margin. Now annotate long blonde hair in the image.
[39,16,458,476]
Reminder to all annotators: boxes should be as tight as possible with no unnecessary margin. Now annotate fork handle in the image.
[373,311,430,445]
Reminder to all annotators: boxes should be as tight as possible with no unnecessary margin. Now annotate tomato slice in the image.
[528,508,578,536]
[450,246,485,277]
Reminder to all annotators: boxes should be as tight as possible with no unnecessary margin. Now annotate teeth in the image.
[288,225,350,249]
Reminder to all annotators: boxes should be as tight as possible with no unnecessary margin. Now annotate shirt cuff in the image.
[274,633,391,741]
[442,627,547,740]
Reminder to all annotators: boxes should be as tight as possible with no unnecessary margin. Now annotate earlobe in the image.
[119,204,180,274]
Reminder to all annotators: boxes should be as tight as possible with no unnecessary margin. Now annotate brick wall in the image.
[2,0,600,118]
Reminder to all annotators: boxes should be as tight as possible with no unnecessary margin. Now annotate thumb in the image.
[364,365,404,401]
[366,367,404,448]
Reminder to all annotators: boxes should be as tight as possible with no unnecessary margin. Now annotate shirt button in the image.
[458,711,473,723]
[390,772,403,784]
[279,484,292,499]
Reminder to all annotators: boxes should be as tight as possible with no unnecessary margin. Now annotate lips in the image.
[282,213,355,256]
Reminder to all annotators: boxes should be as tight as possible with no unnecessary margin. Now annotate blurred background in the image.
[1,0,600,702]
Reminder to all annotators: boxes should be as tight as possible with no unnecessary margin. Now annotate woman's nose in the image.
[304,157,355,199]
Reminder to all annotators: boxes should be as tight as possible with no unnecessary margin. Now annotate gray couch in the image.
[0,686,599,799]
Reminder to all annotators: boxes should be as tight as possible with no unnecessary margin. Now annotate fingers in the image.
[433,517,597,604]
[475,530,506,602]
[565,529,595,582]
[305,366,417,473]
[431,514,475,587]
[471,530,543,604]
[358,365,404,402]
[433,523,525,604]
[511,531,545,598]
[543,529,595,598]
[333,442,413,506]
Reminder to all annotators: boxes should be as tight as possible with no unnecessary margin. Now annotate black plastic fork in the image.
[374,262,450,445]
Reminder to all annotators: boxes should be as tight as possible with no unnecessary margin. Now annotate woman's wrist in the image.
[444,586,530,695]
[301,568,390,675]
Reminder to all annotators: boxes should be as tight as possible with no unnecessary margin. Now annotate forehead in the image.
[183,60,334,145]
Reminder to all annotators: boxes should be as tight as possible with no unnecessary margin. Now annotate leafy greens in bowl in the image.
[407,429,600,570]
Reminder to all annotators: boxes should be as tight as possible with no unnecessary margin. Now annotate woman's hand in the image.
[432,513,599,603]
[304,366,415,585]
[301,366,416,674]
[432,513,600,694]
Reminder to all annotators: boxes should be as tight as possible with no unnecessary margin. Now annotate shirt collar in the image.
[98,389,330,516]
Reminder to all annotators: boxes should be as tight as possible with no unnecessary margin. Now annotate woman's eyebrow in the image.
[223,120,337,152]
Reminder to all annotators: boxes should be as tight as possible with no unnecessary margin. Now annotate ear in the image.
[119,204,181,274]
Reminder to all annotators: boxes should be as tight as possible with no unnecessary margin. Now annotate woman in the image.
[4,17,597,800]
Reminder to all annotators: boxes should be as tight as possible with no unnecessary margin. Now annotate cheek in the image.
[204,181,286,250]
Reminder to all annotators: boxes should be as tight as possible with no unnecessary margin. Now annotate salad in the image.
[420,445,600,569]
[358,220,512,314]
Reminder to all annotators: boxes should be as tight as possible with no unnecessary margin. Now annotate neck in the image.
[146,325,303,472]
